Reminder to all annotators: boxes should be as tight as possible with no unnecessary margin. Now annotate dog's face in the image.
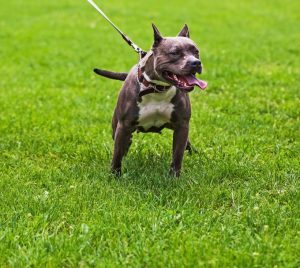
[151,24,207,91]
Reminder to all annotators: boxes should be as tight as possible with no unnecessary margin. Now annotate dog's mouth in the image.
[163,71,207,91]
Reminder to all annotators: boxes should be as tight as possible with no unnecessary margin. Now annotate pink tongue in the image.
[185,75,207,90]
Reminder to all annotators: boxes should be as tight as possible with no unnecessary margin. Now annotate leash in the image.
[87,0,147,58]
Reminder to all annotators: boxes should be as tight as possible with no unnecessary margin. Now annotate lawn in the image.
[0,0,299,266]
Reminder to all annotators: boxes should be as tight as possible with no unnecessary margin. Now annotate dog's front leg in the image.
[170,124,189,177]
[111,122,133,176]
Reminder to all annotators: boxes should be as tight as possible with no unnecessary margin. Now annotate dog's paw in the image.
[111,167,122,177]
[169,167,181,178]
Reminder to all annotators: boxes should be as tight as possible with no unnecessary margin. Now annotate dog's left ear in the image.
[178,24,190,38]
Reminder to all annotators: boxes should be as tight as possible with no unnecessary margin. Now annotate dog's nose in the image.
[190,60,202,68]
[189,59,202,73]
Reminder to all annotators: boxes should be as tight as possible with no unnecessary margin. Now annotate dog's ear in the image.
[152,23,163,47]
[178,24,190,38]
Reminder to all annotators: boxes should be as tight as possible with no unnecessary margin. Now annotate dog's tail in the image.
[94,68,128,81]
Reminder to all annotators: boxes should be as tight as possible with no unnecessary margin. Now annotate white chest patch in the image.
[137,87,176,130]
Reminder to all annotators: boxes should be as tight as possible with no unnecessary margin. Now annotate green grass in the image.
[0,0,299,266]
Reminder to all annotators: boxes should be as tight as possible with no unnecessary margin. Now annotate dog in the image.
[94,24,207,177]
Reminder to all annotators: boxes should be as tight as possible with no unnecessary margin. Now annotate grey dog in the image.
[94,24,207,177]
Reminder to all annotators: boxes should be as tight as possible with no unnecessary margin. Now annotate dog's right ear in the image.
[152,23,163,47]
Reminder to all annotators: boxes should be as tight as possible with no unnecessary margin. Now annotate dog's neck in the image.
[139,52,170,86]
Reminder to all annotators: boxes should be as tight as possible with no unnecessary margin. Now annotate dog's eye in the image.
[169,51,180,56]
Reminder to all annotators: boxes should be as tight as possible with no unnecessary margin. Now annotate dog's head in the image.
[151,24,207,91]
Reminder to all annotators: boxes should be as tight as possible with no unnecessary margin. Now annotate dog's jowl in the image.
[95,24,207,177]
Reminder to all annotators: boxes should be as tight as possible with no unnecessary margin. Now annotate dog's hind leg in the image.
[112,109,118,140]
[185,139,198,155]
[186,139,192,154]
[111,122,133,176]
[170,125,189,177]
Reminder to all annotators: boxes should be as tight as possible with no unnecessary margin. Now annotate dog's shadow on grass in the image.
[111,148,205,190]
[102,141,252,194]
[85,136,243,194]
[111,153,187,201]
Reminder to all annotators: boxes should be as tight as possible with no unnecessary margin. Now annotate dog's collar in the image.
[137,66,172,97]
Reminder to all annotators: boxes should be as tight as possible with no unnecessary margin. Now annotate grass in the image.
[0,0,299,266]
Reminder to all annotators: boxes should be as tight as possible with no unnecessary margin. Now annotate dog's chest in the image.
[137,87,176,130]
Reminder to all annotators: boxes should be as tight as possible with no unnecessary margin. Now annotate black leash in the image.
[87,0,147,58]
